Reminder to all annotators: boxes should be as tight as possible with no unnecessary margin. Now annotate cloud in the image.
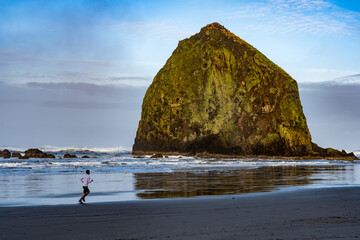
[25,81,148,97]
[299,72,360,86]
[224,0,360,36]
[110,21,193,40]
[0,49,120,71]
[0,80,147,110]
[306,68,348,74]
[271,0,332,11]
[0,73,146,148]
[299,78,360,149]
[26,82,115,95]
[42,100,126,109]
[0,49,38,63]
[299,79,360,118]
[64,59,118,67]
[334,74,360,84]
[1,70,152,87]
[109,76,152,87]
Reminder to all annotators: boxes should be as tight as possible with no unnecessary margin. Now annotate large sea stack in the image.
[133,23,355,159]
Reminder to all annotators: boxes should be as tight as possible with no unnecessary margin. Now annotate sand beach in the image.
[1,186,360,240]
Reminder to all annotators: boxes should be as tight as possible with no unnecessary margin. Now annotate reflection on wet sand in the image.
[134,165,347,199]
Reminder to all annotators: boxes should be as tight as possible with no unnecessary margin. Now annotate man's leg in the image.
[80,193,86,200]
[79,187,90,203]
[81,190,90,202]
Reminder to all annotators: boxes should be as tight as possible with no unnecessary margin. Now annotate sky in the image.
[0,0,359,151]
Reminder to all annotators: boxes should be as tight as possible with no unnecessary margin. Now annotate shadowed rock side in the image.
[133,23,356,159]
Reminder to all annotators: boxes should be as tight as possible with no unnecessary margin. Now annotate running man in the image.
[79,169,93,204]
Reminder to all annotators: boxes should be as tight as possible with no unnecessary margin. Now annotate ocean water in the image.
[0,147,359,206]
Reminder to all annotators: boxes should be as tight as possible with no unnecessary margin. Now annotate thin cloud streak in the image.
[300,73,360,85]
[2,71,152,87]
[24,81,149,96]
[42,100,127,110]
[110,21,193,40]
[335,74,360,84]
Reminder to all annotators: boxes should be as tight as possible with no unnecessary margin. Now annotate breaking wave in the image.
[0,146,131,153]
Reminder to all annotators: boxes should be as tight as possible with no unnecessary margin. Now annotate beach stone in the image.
[81,155,90,158]
[0,149,11,158]
[11,152,22,158]
[64,154,77,158]
[150,153,163,158]
[133,22,357,159]
[24,148,55,158]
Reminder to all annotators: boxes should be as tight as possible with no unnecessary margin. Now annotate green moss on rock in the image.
[133,23,355,158]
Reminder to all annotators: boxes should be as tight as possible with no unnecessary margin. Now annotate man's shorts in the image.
[83,186,90,194]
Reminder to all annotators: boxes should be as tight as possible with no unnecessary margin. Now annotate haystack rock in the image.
[133,23,355,158]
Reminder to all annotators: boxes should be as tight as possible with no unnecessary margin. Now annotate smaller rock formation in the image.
[0,149,11,158]
[81,155,90,158]
[311,143,356,158]
[64,154,77,158]
[11,152,22,158]
[19,155,29,159]
[150,153,164,158]
[24,149,55,158]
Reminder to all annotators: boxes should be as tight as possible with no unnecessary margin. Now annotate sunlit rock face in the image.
[133,23,338,157]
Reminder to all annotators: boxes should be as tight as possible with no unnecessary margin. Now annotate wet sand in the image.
[3,164,359,206]
[1,187,360,240]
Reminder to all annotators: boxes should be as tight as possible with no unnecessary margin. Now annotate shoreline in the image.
[1,186,360,239]
[133,150,359,161]
[1,146,358,161]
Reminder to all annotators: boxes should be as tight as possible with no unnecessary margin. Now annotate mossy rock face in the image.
[133,23,338,157]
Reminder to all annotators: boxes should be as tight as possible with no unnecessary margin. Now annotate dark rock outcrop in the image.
[0,149,11,158]
[81,155,90,158]
[311,143,355,158]
[24,149,55,158]
[150,153,164,158]
[133,23,356,159]
[11,152,22,158]
[64,154,77,158]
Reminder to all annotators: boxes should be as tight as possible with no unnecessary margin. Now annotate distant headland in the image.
[132,23,356,160]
